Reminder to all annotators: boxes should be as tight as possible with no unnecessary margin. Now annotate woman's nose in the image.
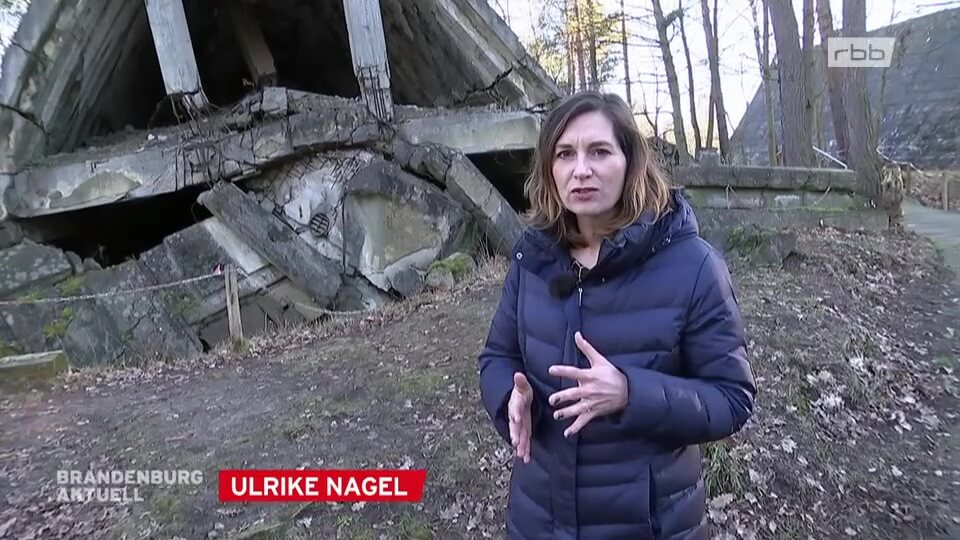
[573,156,592,179]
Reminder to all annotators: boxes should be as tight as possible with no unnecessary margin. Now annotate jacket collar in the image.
[512,188,699,280]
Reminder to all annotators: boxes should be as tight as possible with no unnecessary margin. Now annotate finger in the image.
[519,423,531,462]
[548,387,582,407]
[553,400,592,421]
[575,332,606,367]
[508,408,519,447]
[548,364,588,380]
[564,411,595,438]
[514,372,532,394]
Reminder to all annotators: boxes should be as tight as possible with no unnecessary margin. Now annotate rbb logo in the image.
[828,37,895,68]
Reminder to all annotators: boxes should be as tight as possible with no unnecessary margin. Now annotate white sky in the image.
[490,0,957,139]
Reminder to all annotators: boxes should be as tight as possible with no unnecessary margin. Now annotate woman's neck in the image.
[570,238,602,269]
[576,216,603,246]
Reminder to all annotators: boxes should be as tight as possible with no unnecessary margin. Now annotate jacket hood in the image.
[513,188,700,280]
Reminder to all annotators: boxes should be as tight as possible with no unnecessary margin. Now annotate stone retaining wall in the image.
[672,164,887,250]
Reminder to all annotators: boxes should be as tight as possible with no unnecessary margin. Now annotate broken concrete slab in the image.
[0,318,20,357]
[0,220,24,250]
[0,350,68,382]
[388,139,456,188]
[420,0,564,107]
[139,217,286,326]
[0,0,562,174]
[332,276,394,312]
[0,173,10,221]
[397,107,540,155]
[445,153,524,255]
[59,260,202,367]
[0,284,73,354]
[674,165,860,192]
[198,182,343,306]
[342,159,469,293]
[385,137,523,256]
[244,149,374,269]
[246,150,471,295]
[4,93,382,218]
[0,240,73,298]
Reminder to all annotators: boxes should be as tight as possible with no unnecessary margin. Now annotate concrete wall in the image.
[672,164,888,249]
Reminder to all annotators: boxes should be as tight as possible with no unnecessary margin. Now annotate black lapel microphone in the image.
[549,274,578,299]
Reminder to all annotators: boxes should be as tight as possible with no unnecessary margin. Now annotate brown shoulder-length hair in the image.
[523,91,673,248]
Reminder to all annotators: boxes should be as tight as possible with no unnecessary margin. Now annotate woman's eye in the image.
[556,150,572,159]
[592,148,610,156]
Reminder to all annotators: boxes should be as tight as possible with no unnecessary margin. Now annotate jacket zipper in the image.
[576,262,585,306]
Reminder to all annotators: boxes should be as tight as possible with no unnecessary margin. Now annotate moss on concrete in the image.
[43,307,75,339]
[429,252,475,281]
[56,275,86,296]
[0,340,22,357]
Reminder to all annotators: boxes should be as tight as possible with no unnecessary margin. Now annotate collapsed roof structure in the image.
[0,0,564,365]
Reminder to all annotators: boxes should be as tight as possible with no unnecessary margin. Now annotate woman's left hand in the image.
[548,331,628,437]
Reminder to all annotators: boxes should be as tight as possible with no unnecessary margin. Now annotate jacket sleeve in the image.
[608,249,756,445]
[478,260,541,445]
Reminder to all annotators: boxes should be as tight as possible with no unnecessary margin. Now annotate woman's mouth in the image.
[571,187,598,200]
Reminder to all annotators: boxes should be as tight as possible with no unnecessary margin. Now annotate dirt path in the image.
[904,198,960,539]
[905,199,960,274]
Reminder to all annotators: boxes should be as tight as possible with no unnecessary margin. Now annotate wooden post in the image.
[944,179,950,211]
[225,264,243,343]
[226,2,277,86]
[342,0,394,121]
[144,0,210,110]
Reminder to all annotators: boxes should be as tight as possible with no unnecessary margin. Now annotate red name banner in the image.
[218,470,428,503]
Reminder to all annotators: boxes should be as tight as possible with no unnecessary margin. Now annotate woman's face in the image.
[551,111,628,223]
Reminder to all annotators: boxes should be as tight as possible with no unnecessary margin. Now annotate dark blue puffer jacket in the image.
[479,189,756,540]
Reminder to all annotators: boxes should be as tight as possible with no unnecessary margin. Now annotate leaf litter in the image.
[0,229,957,539]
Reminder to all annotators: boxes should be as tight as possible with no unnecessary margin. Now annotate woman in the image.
[478,91,756,540]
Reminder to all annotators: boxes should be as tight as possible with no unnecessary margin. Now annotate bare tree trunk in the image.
[651,0,690,162]
[843,0,898,227]
[705,89,715,149]
[564,0,576,93]
[573,0,587,92]
[814,91,823,149]
[679,10,702,155]
[587,1,598,89]
[703,2,715,148]
[699,0,729,159]
[712,0,729,156]
[749,0,778,164]
[763,1,777,164]
[816,0,848,162]
[621,0,632,107]
[802,0,816,160]
[768,0,814,166]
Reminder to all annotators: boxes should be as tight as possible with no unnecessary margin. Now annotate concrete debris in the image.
[0,0,903,371]
[197,181,343,307]
[0,350,68,382]
[0,240,72,298]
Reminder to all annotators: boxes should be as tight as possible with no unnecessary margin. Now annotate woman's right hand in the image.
[508,372,533,463]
